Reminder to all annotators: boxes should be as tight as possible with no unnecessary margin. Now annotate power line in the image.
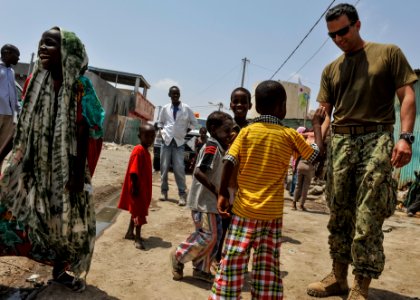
[269,0,336,80]
[287,38,329,82]
[190,105,221,108]
[249,62,275,73]
[191,104,232,118]
[287,0,362,82]
[192,63,241,97]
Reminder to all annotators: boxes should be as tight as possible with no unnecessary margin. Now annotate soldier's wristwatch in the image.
[399,132,415,144]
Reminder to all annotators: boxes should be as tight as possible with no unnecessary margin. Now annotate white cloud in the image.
[153,78,181,91]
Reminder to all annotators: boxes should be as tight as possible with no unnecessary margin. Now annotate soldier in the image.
[307,3,417,300]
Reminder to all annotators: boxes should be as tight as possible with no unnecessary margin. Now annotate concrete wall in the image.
[12,62,30,87]
[86,71,155,145]
[85,71,134,142]
[248,80,311,123]
[86,71,117,141]
[134,92,154,120]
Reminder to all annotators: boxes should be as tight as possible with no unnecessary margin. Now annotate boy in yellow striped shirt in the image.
[209,80,326,299]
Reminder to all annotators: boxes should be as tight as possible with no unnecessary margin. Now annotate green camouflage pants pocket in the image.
[326,131,394,278]
[382,174,397,218]
[324,141,333,209]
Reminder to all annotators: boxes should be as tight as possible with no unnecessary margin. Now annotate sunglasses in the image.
[328,21,356,39]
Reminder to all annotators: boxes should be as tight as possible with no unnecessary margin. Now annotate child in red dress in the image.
[118,124,156,250]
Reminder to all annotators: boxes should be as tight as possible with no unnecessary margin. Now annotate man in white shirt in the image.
[157,86,197,205]
[0,44,20,173]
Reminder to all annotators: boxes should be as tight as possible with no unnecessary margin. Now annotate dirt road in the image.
[1,143,419,299]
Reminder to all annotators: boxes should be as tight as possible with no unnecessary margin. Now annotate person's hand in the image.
[391,139,412,168]
[312,107,326,126]
[217,195,231,219]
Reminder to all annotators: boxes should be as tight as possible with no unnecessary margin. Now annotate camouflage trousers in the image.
[325,131,396,279]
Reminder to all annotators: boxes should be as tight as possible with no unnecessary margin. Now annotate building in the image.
[248,80,312,128]
[13,63,155,145]
[87,66,154,145]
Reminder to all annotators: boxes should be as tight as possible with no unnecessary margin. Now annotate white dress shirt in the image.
[158,102,198,146]
[0,61,19,116]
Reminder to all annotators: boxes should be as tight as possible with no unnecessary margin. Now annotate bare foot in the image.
[124,233,135,240]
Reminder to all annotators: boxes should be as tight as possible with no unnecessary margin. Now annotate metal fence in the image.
[393,74,420,188]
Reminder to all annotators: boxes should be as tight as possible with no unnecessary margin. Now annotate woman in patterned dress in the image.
[0,27,104,291]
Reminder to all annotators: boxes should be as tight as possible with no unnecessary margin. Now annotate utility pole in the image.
[208,101,223,111]
[155,105,162,122]
[28,52,35,75]
[240,57,250,87]
[217,102,223,111]
[303,94,310,128]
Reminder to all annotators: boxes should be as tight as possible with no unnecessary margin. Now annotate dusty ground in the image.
[1,143,419,299]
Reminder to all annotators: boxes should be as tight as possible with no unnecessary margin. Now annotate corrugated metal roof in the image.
[393,71,420,187]
[88,66,150,89]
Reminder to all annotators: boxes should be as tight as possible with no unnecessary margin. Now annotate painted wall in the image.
[86,71,155,145]
[248,80,311,123]
[85,71,123,142]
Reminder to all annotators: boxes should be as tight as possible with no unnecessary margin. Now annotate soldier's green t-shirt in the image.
[317,42,417,126]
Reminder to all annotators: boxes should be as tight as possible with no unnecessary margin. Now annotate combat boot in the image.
[307,260,349,297]
[347,275,371,300]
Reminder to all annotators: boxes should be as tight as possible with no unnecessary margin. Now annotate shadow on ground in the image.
[281,235,301,245]
[1,285,41,300]
[1,283,120,300]
[36,283,120,299]
[163,198,180,205]
[369,288,419,300]
[144,236,172,250]
[180,276,213,291]
[180,271,253,293]
[301,208,330,215]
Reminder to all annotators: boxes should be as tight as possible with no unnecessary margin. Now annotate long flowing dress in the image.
[118,144,153,225]
[0,28,104,278]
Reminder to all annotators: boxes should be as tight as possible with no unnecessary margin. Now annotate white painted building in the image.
[248,80,311,121]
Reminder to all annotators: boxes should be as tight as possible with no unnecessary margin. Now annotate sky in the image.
[3,0,419,119]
